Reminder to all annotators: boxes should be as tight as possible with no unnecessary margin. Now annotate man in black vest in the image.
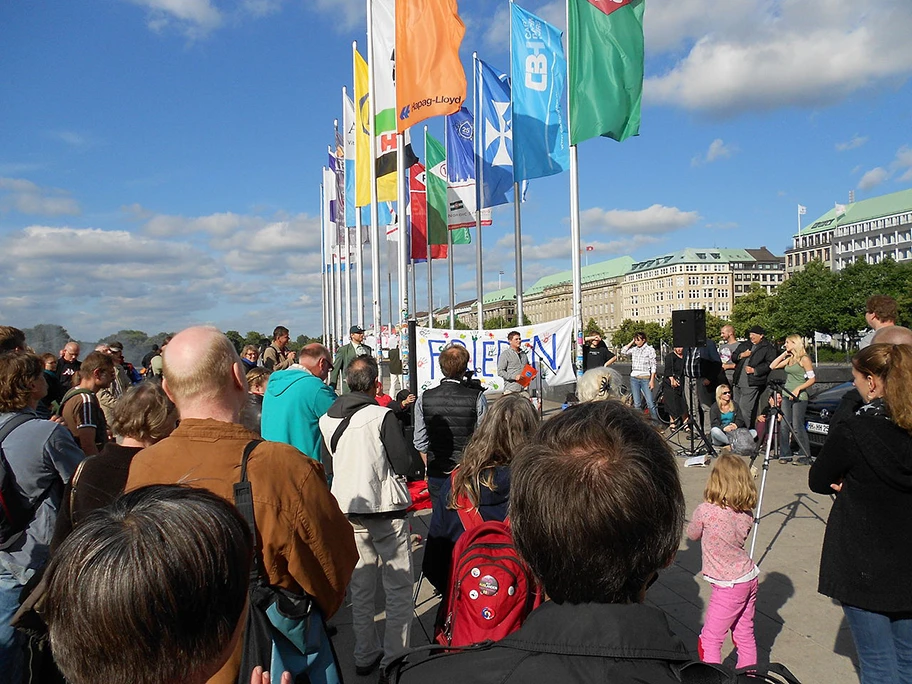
[413,344,488,509]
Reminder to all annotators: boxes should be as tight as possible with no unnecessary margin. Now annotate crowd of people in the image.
[0,292,908,684]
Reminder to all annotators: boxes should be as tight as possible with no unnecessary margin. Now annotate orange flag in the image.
[395,0,466,133]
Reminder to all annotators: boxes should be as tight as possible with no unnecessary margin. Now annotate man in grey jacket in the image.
[497,331,530,394]
[319,355,414,677]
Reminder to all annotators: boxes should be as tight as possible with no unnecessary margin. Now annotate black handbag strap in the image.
[328,404,369,454]
[233,439,263,583]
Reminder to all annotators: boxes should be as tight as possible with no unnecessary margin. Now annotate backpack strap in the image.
[676,661,735,683]
[328,403,370,454]
[454,491,485,531]
[233,439,263,583]
[56,387,95,416]
[0,414,36,445]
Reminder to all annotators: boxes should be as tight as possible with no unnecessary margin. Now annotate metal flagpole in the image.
[352,41,366,328]
[366,0,383,368]
[397,133,409,327]
[320,179,329,348]
[473,52,484,329]
[340,99,353,337]
[509,1,523,326]
[445,116,456,329]
[335,117,352,337]
[425,125,434,329]
[566,0,583,376]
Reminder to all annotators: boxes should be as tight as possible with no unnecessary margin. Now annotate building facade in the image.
[832,189,912,270]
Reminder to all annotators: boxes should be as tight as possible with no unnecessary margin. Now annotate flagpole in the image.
[320,179,329,348]
[797,204,802,238]
[445,114,456,329]
[397,133,408,328]
[473,52,484,329]
[352,41,366,328]
[567,0,583,377]
[509,0,524,327]
[425,125,434,329]
[340,98,354,337]
[366,0,383,369]
[335,116,352,337]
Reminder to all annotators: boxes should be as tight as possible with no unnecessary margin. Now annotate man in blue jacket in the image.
[261,343,337,466]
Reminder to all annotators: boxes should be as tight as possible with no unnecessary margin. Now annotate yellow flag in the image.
[354,50,371,208]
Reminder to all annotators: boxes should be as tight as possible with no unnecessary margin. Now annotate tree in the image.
[584,318,604,337]
[22,324,72,356]
[730,284,777,338]
[436,318,472,330]
[770,261,837,338]
[225,330,244,353]
[610,319,669,350]
[703,313,729,341]
[244,330,268,349]
[482,314,530,330]
[830,258,912,334]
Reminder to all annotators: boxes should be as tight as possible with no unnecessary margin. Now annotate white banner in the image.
[414,317,576,393]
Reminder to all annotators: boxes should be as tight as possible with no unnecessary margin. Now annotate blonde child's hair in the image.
[703,450,758,512]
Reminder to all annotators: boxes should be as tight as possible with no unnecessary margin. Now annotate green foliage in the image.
[437,318,472,330]
[730,284,777,337]
[482,314,530,330]
[584,318,604,337]
[225,330,244,353]
[610,319,670,350]
[22,324,72,357]
[769,261,837,338]
[703,313,730,341]
[243,330,267,348]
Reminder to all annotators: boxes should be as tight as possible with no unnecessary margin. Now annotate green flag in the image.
[426,133,471,246]
[568,0,644,145]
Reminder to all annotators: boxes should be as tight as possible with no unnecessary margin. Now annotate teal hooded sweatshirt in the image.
[261,368,337,463]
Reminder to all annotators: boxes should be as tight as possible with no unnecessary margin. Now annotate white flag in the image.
[797,204,807,215]
[835,203,847,216]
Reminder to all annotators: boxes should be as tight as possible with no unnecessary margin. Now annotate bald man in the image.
[261,343,338,469]
[125,327,357,684]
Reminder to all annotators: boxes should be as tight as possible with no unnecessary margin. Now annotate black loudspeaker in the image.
[672,309,707,348]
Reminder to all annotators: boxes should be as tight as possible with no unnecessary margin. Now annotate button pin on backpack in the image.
[470,567,481,578]
[481,607,495,620]
[469,589,479,600]
[507,586,515,596]
[478,575,499,596]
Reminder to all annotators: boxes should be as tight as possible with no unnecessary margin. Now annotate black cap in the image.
[350,325,365,335]
[747,325,766,336]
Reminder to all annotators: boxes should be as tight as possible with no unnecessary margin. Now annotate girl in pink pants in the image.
[687,450,759,669]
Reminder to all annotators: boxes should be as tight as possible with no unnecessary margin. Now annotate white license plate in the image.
[806,421,829,435]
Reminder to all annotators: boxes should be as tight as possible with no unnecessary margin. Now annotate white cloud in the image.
[580,204,700,234]
[855,145,912,190]
[308,0,365,32]
[692,138,737,166]
[858,167,889,190]
[124,0,223,37]
[645,0,912,116]
[836,135,869,152]
[0,177,80,216]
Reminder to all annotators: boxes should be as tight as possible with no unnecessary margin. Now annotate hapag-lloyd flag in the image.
[396,0,466,132]
[372,0,403,202]
[568,0,644,144]
[510,4,569,180]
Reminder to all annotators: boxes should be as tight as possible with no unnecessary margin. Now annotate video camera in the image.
[462,368,484,391]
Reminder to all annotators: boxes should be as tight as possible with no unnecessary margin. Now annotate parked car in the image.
[805,381,855,453]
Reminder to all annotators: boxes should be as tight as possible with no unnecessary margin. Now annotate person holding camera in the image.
[413,344,488,512]
[769,335,816,464]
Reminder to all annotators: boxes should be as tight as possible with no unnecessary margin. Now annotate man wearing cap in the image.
[330,325,373,395]
[731,325,777,428]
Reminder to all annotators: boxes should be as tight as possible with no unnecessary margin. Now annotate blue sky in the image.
[2,0,911,341]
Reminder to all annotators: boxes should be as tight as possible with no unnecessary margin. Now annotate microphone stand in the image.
[523,343,555,420]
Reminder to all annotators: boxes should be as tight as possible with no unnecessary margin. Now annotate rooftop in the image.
[525,256,635,296]
[627,248,767,274]
[795,188,912,237]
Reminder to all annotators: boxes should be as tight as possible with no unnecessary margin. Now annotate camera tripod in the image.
[665,348,716,459]
[748,382,812,558]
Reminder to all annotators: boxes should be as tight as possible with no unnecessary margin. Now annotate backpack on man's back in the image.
[0,414,37,547]
[436,498,542,648]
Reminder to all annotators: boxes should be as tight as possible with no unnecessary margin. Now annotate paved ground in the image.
[326,403,859,684]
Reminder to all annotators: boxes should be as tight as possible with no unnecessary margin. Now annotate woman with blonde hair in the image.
[769,334,815,464]
[709,384,750,446]
[810,344,912,683]
[577,366,627,403]
[422,394,540,594]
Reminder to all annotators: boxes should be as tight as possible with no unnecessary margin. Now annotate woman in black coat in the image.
[809,343,912,684]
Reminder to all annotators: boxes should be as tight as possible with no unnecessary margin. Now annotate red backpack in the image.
[436,496,542,647]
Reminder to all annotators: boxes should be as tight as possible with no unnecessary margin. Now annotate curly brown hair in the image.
[0,352,43,412]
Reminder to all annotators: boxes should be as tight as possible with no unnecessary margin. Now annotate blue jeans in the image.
[843,604,912,684]
[779,397,810,459]
[0,567,24,683]
[629,377,656,416]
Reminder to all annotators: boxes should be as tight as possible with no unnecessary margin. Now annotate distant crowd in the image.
[0,292,909,684]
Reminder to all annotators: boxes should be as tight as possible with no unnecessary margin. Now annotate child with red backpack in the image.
[420,395,541,646]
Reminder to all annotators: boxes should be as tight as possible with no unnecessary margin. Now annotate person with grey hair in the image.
[43,484,253,684]
[576,366,626,403]
[319,355,415,677]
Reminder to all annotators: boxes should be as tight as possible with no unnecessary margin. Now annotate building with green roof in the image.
[786,188,912,275]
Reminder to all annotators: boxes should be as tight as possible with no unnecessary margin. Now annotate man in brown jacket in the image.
[126,325,357,684]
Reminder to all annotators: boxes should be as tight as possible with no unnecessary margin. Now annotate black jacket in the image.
[421,381,482,477]
[395,601,691,684]
[732,338,776,388]
[809,410,912,612]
